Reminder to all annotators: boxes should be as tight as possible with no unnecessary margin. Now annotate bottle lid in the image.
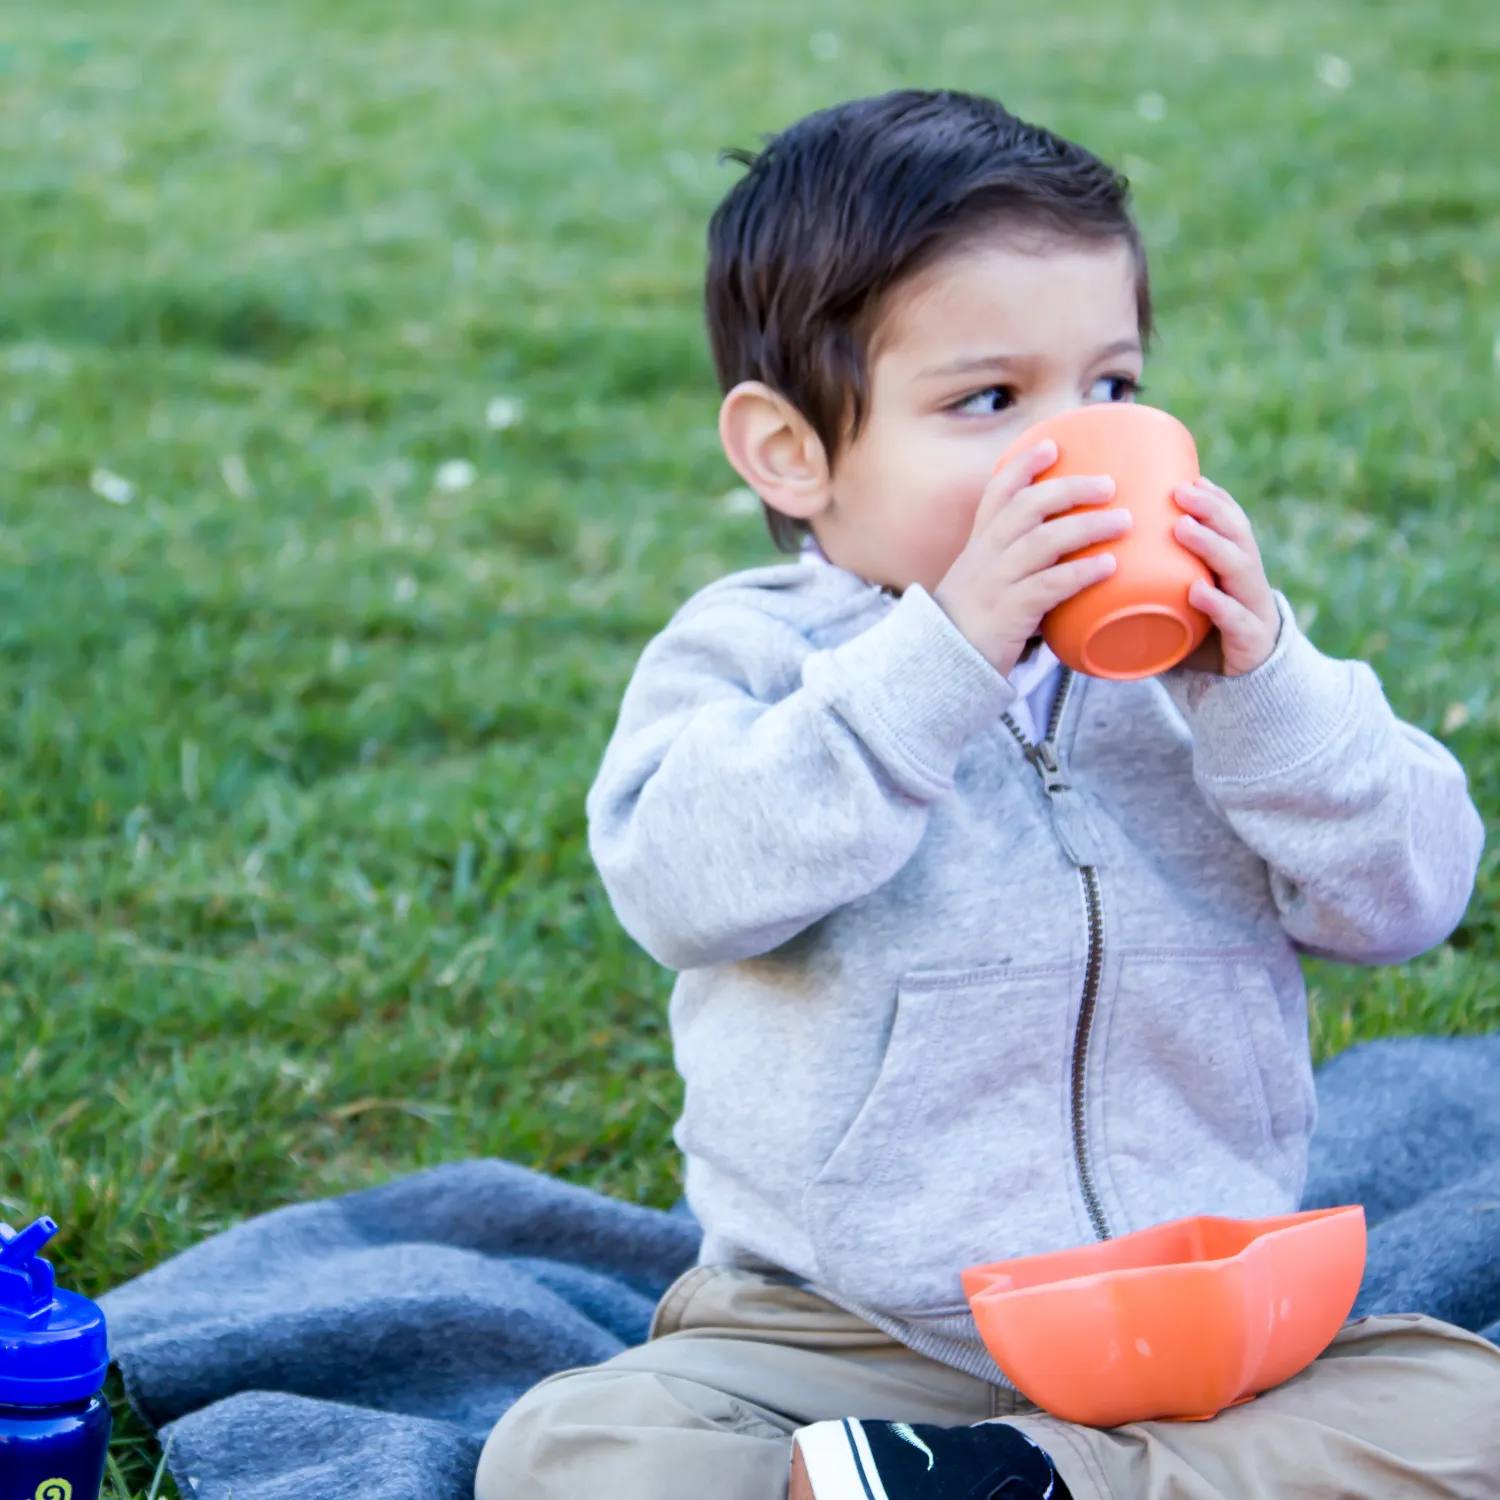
[0,1217,110,1406]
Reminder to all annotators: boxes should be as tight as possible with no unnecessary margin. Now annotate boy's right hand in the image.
[933,439,1132,679]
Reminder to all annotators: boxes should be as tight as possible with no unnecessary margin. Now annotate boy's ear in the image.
[717,381,832,521]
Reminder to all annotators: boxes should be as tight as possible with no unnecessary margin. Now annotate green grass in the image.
[1,0,1496,1491]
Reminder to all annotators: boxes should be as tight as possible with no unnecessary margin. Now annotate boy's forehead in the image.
[872,236,1140,373]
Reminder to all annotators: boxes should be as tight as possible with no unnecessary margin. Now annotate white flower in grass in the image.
[722,486,760,515]
[1441,703,1470,735]
[90,467,134,504]
[435,458,477,492]
[394,574,418,602]
[1316,54,1352,90]
[1136,92,1166,122]
[485,396,523,430]
[220,453,254,500]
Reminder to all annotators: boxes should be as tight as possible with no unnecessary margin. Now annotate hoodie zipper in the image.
[1000,669,1113,1242]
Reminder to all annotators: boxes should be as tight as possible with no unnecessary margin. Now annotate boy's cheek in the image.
[906,487,985,591]
[837,431,994,592]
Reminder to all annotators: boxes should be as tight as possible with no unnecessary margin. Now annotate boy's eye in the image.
[953,385,1015,415]
[1086,374,1141,404]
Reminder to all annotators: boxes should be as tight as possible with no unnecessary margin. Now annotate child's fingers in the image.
[1021,473,1117,520]
[1188,578,1263,640]
[1199,476,1242,508]
[1032,551,1119,610]
[1173,514,1262,601]
[1011,504,1132,575]
[981,473,1117,554]
[1174,480,1259,556]
[1172,481,1242,529]
[974,440,1060,533]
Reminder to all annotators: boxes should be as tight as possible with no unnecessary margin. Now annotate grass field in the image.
[1,0,1497,1490]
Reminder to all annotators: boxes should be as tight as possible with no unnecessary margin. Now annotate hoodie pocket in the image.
[801,961,1079,1316]
[1098,950,1312,1228]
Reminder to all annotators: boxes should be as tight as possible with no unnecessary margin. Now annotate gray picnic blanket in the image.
[101,1034,1500,1500]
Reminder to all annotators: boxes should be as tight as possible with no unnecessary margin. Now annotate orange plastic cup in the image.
[961,1206,1367,1428]
[994,403,1212,680]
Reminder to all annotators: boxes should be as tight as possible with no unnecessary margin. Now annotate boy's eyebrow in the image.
[918,337,1143,380]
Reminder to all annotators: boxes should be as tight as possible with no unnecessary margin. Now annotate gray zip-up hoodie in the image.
[586,562,1483,1380]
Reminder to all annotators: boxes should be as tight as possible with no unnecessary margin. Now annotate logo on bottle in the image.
[35,1483,73,1500]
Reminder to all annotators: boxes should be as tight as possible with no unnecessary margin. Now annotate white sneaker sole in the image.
[793,1419,891,1500]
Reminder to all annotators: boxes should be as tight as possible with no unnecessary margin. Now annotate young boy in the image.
[477,90,1499,1500]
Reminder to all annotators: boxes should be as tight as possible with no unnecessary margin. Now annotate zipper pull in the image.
[1031,738,1103,868]
[1026,741,1071,796]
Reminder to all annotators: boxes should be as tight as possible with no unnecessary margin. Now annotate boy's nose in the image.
[1027,395,1089,427]
[994,398,1087,468]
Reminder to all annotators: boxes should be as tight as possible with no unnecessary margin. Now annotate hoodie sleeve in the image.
[1163,593,1484,964]
[586,583,1017,971]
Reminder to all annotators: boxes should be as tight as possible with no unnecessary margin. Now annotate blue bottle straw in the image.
[0,1217,113,1500]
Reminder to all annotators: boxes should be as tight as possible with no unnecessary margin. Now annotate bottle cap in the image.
[0,1217,110,1406]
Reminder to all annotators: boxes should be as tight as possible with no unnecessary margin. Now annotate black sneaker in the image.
[793,1418,1070,1500]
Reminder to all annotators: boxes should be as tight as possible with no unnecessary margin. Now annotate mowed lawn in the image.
[1,0,1497,1490]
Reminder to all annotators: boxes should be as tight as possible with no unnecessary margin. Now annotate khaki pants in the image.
[476,1265,1500,1500]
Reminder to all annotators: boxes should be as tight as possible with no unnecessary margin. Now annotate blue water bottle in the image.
[0,1217,112,1500]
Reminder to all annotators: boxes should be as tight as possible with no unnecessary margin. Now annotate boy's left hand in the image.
[1171,478,1281,677]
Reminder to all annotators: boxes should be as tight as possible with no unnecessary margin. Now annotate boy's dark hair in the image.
[706,89,1152,552]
